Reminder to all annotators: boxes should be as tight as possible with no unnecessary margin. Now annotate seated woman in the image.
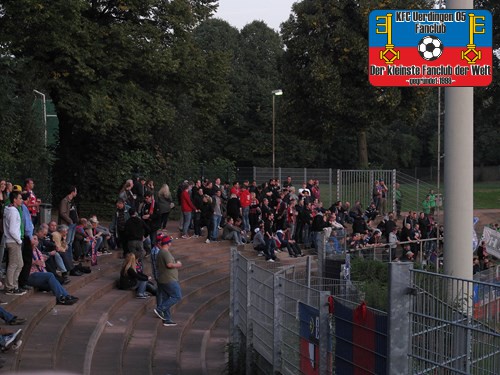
[28,236,79,305]
[118,253,150,299]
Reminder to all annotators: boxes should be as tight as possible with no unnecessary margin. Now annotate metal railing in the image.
[230,248,387,375]
[230,240,498,374]
[409,269,500,374]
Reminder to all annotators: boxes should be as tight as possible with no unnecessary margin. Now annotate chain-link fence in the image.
[230,247,389,375]
[230,237,499,374]
[409,269,500,374]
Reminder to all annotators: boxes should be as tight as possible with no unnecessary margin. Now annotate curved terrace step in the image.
[1,223,234,374]
[90,264,230,375]
[3,253,122,372]
[151,277,230,374]
[203,309,230,375]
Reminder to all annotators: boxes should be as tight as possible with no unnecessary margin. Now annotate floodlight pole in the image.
[271,89,283,179]
[443,0,473,280]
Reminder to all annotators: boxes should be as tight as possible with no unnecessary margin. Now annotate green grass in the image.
[474,182,500,209]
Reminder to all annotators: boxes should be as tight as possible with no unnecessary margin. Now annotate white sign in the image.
[480,226,500,259]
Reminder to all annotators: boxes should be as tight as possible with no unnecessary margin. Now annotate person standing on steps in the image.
[153,235,182,327]
[58,186,79,262]
[3,191,25,296]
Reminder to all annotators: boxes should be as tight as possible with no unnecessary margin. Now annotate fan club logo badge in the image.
[369,10,492,87]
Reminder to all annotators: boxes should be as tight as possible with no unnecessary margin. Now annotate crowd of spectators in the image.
[1,174,497,347]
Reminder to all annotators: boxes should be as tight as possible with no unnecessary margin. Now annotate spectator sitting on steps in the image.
[118,252,150,299]
[27,236,79,306]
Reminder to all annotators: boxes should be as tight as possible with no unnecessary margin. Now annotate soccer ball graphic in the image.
[417,35,444,61]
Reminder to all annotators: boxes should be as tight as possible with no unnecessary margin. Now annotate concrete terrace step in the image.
[89,267,229,374]
[4,254,122,372]
[179,292,230,375]
[204,311,230,375]
[2,221,234,374]
[54,288,140,374]
[152,277,231,375]
[121,272,230,375]
[16,275,119,372]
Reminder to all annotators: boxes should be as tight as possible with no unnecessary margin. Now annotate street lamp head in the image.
[271,89,283,96]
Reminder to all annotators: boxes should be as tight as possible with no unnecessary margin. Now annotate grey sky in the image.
[214,0,297,31]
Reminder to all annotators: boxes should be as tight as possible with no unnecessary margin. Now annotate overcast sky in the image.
[214,0,297,31]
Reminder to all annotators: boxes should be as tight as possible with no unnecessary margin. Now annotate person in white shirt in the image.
[3,191,25,295]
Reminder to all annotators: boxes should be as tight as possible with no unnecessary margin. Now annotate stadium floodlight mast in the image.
[271,89,283,179]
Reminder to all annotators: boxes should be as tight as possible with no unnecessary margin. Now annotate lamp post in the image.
[271,89,283,179]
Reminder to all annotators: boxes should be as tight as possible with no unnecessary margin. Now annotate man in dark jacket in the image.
[124,208,148,259]
[140,191,161,249]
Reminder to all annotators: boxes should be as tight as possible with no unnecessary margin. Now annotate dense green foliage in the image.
[350,257,389,311]
[0,0,499,206]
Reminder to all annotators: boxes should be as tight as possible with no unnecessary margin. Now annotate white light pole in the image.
[271,89,283,178]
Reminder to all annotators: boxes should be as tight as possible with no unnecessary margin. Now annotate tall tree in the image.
[0,0,218,203]
[281,0,432,168]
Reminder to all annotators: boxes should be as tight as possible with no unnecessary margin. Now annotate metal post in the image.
[444,0,473,282]
[392,169,397,215]
[318,291,330,375]
[336,169,341,202]
[416,179,420,210]
[246,262,254,375]
[328,168,332,207]
[437,87,442,224]
[306,256,312,305]
[271,89,282,179]
[273,274,283,372]
[387,262,412,374]
[229,249,240,371]
[272,94,275,178]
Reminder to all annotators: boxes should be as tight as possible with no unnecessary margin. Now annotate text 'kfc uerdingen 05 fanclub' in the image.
[368,9,492,87]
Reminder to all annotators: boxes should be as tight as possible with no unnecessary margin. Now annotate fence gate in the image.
[336,170,396,213]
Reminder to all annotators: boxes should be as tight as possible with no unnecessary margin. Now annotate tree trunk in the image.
[357,129,369,168]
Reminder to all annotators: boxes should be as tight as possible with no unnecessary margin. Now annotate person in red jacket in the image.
[239,185,251,232]
[180,183,198,239]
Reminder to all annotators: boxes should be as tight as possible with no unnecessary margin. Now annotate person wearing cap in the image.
[154,235,182,326]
